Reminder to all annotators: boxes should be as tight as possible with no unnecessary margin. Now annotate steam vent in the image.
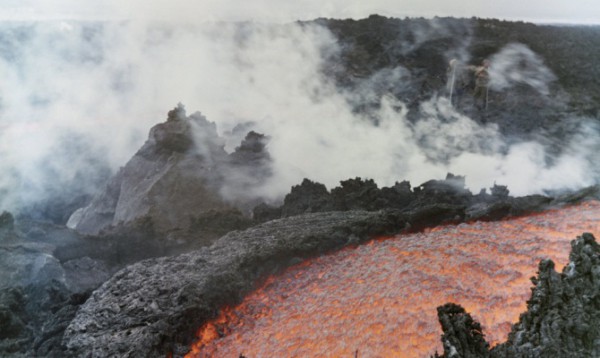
[3,15,600,358]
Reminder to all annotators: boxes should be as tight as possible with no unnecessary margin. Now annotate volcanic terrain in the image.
[1,16,600,358]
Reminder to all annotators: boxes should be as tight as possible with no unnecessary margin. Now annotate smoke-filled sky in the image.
[2,0,600,24]
[0,1,599,215]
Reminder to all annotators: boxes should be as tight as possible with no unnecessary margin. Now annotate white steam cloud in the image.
[489,43,557,95]
[0,19,598,214]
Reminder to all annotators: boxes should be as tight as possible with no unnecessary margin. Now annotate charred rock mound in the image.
[255,174,560,224]
[434,233,600,358]
[68,104,270,237]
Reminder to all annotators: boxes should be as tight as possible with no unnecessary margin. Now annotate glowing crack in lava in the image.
[187,201,600,357]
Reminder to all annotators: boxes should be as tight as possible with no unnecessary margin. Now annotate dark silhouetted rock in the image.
[281,178,334,217]
[433,303,490,358]
[219,131,273,209]
[411,173,472,208]
[0,211,14,230]
[331,178,384,211]
[490,183,509,198]
[229,131,270,165]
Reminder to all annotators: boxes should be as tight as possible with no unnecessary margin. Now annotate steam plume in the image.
[489,43,557,95]
[0,19,598,216]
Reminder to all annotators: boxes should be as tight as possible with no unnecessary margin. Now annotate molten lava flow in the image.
[187,201,600,358]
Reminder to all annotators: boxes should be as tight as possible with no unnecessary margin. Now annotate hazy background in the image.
[0,1,599,216]
[2,0,600,24]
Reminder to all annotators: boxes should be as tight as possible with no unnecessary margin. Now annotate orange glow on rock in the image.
[187,201,600,358]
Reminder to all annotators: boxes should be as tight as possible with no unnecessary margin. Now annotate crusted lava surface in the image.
[63,192,599,357]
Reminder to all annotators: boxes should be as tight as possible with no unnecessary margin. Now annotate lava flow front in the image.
[187,201,600,358]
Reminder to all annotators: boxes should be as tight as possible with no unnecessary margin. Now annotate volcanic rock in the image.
[255,173,563,224]
[69,104,231,235]
[0,218,112,357]
[434,303,490,358]
[5,15,600,358]
[68,104,271,237]
[280,178,335,217]
[493,233,600,357]
[63,195,600,357]
[219,131,273,211]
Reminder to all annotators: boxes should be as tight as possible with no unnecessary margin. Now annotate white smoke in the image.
[488,43,557,95]
[0,19,598,215]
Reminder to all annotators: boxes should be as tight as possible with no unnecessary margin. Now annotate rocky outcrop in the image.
[219,131,272,211]
[433,233,600,357]
[69,104,228,235]
[68,104,271,236]
[254,174,561,223]
[434,303,490,358]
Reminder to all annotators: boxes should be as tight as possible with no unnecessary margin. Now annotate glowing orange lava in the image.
[187,201,600,358]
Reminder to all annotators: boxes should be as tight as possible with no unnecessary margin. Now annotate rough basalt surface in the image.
[255,174,564,224]
[434,303,490,358]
